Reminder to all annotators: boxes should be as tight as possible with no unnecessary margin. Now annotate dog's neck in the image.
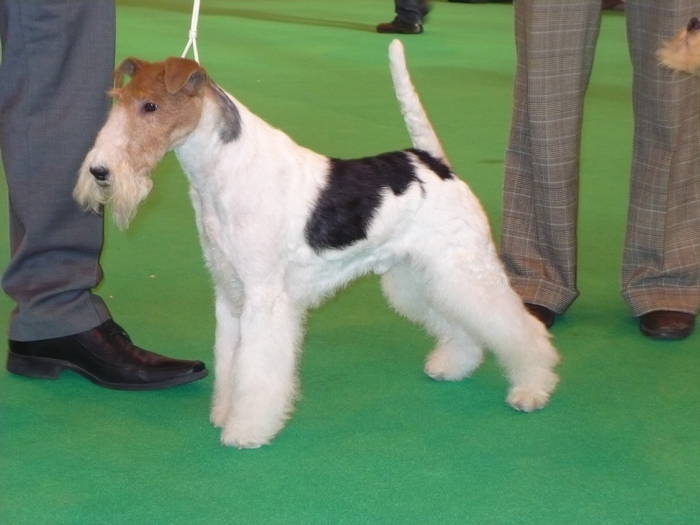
[175,85,326,194]
[174,89,229,180]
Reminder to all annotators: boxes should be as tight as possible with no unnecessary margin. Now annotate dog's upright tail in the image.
[388,39,450,167]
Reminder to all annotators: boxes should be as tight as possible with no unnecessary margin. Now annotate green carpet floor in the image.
[1,2,698,524]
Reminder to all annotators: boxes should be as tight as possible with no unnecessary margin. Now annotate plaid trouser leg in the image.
[622,0,700,316]
[501,0,602,313]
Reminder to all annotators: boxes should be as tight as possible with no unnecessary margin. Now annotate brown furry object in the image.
[658,17,700,74]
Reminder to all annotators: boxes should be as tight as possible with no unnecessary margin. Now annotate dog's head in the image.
[73,57,208,229]
[657,17,700,74]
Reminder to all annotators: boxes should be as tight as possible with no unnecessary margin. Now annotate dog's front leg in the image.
[220,290,303,449]
[210,293,242,428]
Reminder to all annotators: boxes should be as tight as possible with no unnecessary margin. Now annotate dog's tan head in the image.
[657,17,700,74]
[111,57,209,150]
[73,57,209,229]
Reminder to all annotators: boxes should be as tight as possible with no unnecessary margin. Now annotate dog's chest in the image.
[187,186,242,279]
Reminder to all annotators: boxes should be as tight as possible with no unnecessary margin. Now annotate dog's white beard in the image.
[109,169,153,230]
[73,162,106,215]
[73,160,153,230]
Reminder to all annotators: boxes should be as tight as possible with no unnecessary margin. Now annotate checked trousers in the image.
[501,0,700,316]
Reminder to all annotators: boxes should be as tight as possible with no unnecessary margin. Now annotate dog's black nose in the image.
[687,17,700,32]
[89,165,110,181]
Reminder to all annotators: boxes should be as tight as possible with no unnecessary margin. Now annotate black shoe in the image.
[376,17,423,34]
[6,320,207,390]
[639,310,696,340]
[525,303,556,329]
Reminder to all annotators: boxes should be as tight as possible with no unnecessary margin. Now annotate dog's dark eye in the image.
[142,102,158,113]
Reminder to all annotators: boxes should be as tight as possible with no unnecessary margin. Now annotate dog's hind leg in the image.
[418,251,559,412]
[220,290,303,449]
[381,260,484,381]
[210,293,241,428]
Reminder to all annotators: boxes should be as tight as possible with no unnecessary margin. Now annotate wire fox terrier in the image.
[74,41,559,448]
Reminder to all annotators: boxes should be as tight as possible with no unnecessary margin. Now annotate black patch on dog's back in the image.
[408,148,453,180]
[305,149,452,251]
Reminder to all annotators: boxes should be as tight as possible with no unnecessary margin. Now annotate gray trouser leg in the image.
[0,0,115,340]
[395,0,425,24]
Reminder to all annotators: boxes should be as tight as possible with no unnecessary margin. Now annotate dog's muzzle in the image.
[687,17,700,33]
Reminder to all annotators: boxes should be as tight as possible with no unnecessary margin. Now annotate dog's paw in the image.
[220,417,283,449]
[506,384,553,412]
[210,403,230,428]
[221,432,268,449]
[424,346,481,381]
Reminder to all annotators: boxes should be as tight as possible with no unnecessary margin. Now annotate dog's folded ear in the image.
[114,57,146,89]
[164,57,208,95]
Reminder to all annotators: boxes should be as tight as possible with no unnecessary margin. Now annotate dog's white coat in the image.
[75,41,559,448]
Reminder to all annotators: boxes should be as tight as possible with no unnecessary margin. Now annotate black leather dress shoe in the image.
[639,310,696,340]
[376,17,423,34]
[525,303,556,329]
[6,320,207,390]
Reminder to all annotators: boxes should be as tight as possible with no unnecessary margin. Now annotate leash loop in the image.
[181,0,201,63]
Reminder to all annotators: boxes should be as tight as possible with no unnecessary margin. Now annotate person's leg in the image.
[501,0,602,317]
[0,0,113,341]
[0,0,208,387]
[622,0,700,328]
[377,0,427,34]
[395,0,426,24]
